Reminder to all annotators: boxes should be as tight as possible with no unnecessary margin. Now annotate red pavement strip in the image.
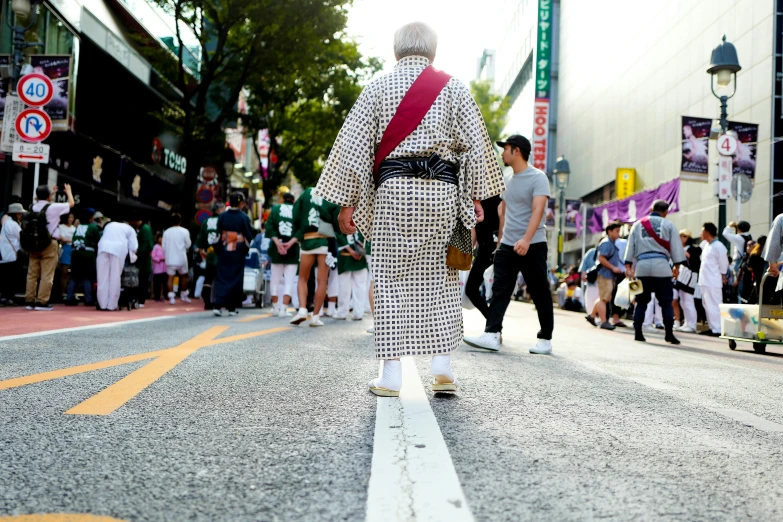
[0,301,205,338]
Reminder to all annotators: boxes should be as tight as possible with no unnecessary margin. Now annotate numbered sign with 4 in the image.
[17,73,54,107]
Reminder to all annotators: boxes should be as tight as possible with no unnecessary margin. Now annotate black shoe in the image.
[635,329,646,342]
[600,321,616,330]
[64,300,78,306]
[699,329,720,337]
[665,332,681,345]
[585,315,597,327]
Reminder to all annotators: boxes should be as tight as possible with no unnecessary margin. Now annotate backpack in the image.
[20,204,52,252]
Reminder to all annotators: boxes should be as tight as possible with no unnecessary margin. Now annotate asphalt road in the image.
[2,302,783,521]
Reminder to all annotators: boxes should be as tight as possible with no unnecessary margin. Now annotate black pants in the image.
[633,276,674,330]
[152,273,168,301]
[201,265,217,310]
[465,242,495,318]
[0,259,19,300]
[486,243,554,339]
[138,268,151,305]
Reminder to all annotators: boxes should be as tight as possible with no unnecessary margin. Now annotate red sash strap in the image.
[373,66,452,186]
[640,216,671,251]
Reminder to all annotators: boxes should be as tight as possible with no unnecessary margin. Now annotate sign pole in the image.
[31,163,39,206]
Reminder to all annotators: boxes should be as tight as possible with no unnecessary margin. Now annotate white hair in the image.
[393,22,438,61]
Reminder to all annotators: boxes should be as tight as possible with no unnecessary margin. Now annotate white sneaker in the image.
[138,303,145,308]
[530,339,553,355]
[367,327,375,334]
[674,320,681,329]
[213,308,223,317]
[228,310,239,316]
[642,324,655,332]
[278,309,292,318]
[352,314,363,321]
[181,296,192,303]
[309,317,324,327]
[332,314,348,320]
[369,360,402,397]
[678,324,697,333]
[168,292,176,305]
[463,332,501,351]
[290,310,309,325]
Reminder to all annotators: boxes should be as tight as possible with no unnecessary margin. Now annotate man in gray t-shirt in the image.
[500,166,550,247]
[464,135,555,355]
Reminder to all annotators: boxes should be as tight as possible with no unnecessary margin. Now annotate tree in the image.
[470,80,511,142]
[244,38,381,206]
[142,0,356,221]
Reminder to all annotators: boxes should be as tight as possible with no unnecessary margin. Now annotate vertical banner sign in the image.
[727,121,759,178]
[545,198,555,227]
[532,0,552,172]
[616,168,636,199]
[718,156,732,200]
[680,116,711,181]
[564,199,581,228]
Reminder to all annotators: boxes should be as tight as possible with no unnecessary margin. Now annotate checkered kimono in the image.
[315,55,504,359]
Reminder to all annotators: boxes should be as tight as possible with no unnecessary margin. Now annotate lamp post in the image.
[1,0,42,211]
[707,35,741,243]
[553,155,570,269]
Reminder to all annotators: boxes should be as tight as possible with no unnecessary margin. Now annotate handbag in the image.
[446,220,473,270]
[586,263,599,284]
[121,264,140,289]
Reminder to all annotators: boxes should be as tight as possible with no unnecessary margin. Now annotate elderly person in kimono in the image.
[315,22,504,397]
[213,192,255,317]
[624,200,687,345]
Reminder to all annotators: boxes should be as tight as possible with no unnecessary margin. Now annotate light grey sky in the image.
[346,0,502,85]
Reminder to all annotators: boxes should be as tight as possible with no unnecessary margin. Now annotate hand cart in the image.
[721,273,782,354]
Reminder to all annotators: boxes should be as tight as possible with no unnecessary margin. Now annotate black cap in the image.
[496,135,532,155]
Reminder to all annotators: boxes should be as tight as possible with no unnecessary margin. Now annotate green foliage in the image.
[244,34,382,203]
[470,80,511,142]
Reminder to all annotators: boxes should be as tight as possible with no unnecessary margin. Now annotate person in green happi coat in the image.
[130,216,154,307]
[266,192,300,317]
[334,230,368,321]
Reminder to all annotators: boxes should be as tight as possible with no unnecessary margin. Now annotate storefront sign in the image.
[616,168,636,199]
[163,148,187,174]
[151,134,188,175]
[532,100,549,172]
[532,0,553,173]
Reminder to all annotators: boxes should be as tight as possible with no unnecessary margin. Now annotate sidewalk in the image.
[0,300,206,338]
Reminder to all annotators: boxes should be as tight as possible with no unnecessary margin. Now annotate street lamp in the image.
[553,155,570,269]
[707,34,741,243]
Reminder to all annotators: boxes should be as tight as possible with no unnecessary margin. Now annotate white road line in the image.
[714,408,783,432]
[629,377,679,391]
[0,313,210,343]
[366,358,473,522]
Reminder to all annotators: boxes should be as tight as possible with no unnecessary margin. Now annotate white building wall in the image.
[557,0,775,241]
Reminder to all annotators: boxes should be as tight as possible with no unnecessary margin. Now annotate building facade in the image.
[487,0,780,267]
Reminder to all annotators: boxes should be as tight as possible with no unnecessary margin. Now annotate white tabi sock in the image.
[430,355,456,384]
[369,359,402,392]
[327,302,336,315]
[297,307,308,316]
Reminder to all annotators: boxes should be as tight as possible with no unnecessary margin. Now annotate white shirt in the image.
[98,222,139,260]
[58,224,75,243]
[698,239,729,288]
[0,215,21,264]
[162,226,192,267]
[31,201,71,239]
[722,226,750,262]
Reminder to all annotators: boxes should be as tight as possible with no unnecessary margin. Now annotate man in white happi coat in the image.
[315,22,504,396]
[698,222,729,336]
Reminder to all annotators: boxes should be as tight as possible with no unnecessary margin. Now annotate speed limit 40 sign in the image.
[717,134,738,156]
[17,73,54,107]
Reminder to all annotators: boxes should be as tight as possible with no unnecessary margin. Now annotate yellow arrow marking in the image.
[0,326,290,415]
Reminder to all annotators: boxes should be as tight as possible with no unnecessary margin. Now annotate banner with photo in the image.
[545,198,555,227]
[727,121,758,178]
[564,199,581,228]
[681,116,711,180]
[0,54,72,131]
